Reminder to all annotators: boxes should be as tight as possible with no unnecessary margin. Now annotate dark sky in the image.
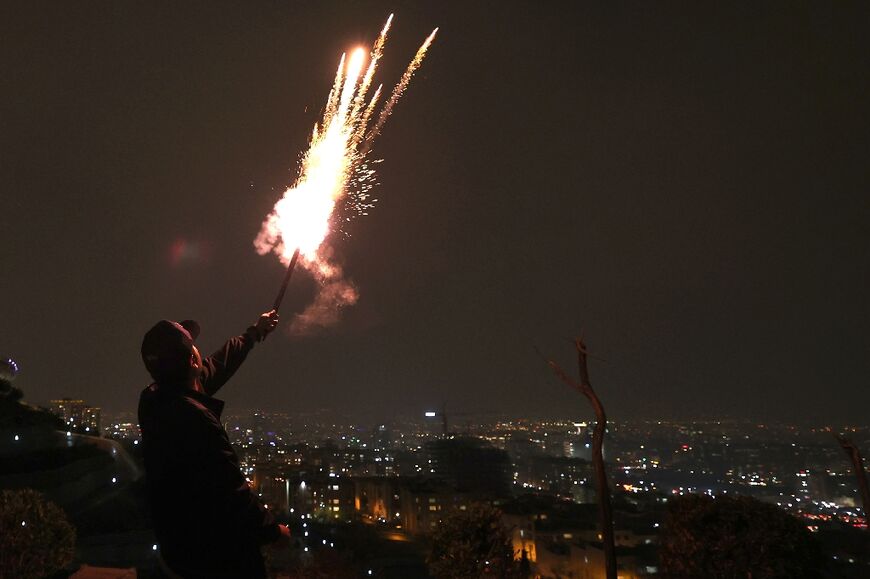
[2,1,869,423]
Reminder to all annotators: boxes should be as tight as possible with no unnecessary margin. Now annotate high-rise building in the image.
[83,406,101,433]
[49,398,84,426]
[426,437,513,497]
[48,398,101,434]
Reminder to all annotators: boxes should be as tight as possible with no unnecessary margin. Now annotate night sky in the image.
[2,2,869,423]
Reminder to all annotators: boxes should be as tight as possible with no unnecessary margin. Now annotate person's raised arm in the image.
[200,310,279,396]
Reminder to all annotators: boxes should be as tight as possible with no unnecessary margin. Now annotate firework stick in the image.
[272,248,301,312]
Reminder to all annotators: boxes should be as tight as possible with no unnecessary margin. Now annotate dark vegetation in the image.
[660,494,823,579]
[0,488,75,579]
[428,503,519,579]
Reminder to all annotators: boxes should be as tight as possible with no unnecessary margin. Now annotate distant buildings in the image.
[48,398,101,434]
[50,405,866,574]
[220,411,870,535]
[276,474,355,520]
[501,494,661,579]
[426,437,513,497]
[353,475,481,533]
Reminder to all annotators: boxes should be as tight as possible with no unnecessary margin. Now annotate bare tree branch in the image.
[835,433,870,527]
[539,338,617,579]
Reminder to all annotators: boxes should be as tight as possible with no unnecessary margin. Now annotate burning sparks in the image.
[254,15,437,332]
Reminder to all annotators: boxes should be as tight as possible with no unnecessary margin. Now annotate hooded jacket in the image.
[138,329,279,578]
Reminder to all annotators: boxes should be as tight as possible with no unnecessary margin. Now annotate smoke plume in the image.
[288,260,359,336]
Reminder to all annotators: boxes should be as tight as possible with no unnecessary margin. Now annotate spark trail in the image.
[363,26,439,153]
[254,15,437,333]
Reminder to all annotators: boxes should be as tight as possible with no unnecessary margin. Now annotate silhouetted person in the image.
[138,311,288,578]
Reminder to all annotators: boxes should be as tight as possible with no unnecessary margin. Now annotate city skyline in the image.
[96,409,869,527]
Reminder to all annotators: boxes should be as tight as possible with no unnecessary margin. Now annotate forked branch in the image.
[540,337,616,579]
[835,433,870,527]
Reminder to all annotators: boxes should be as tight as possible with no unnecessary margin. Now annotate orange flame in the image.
[255,15,438,275]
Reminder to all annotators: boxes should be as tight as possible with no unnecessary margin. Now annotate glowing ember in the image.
[255,15,438,280]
